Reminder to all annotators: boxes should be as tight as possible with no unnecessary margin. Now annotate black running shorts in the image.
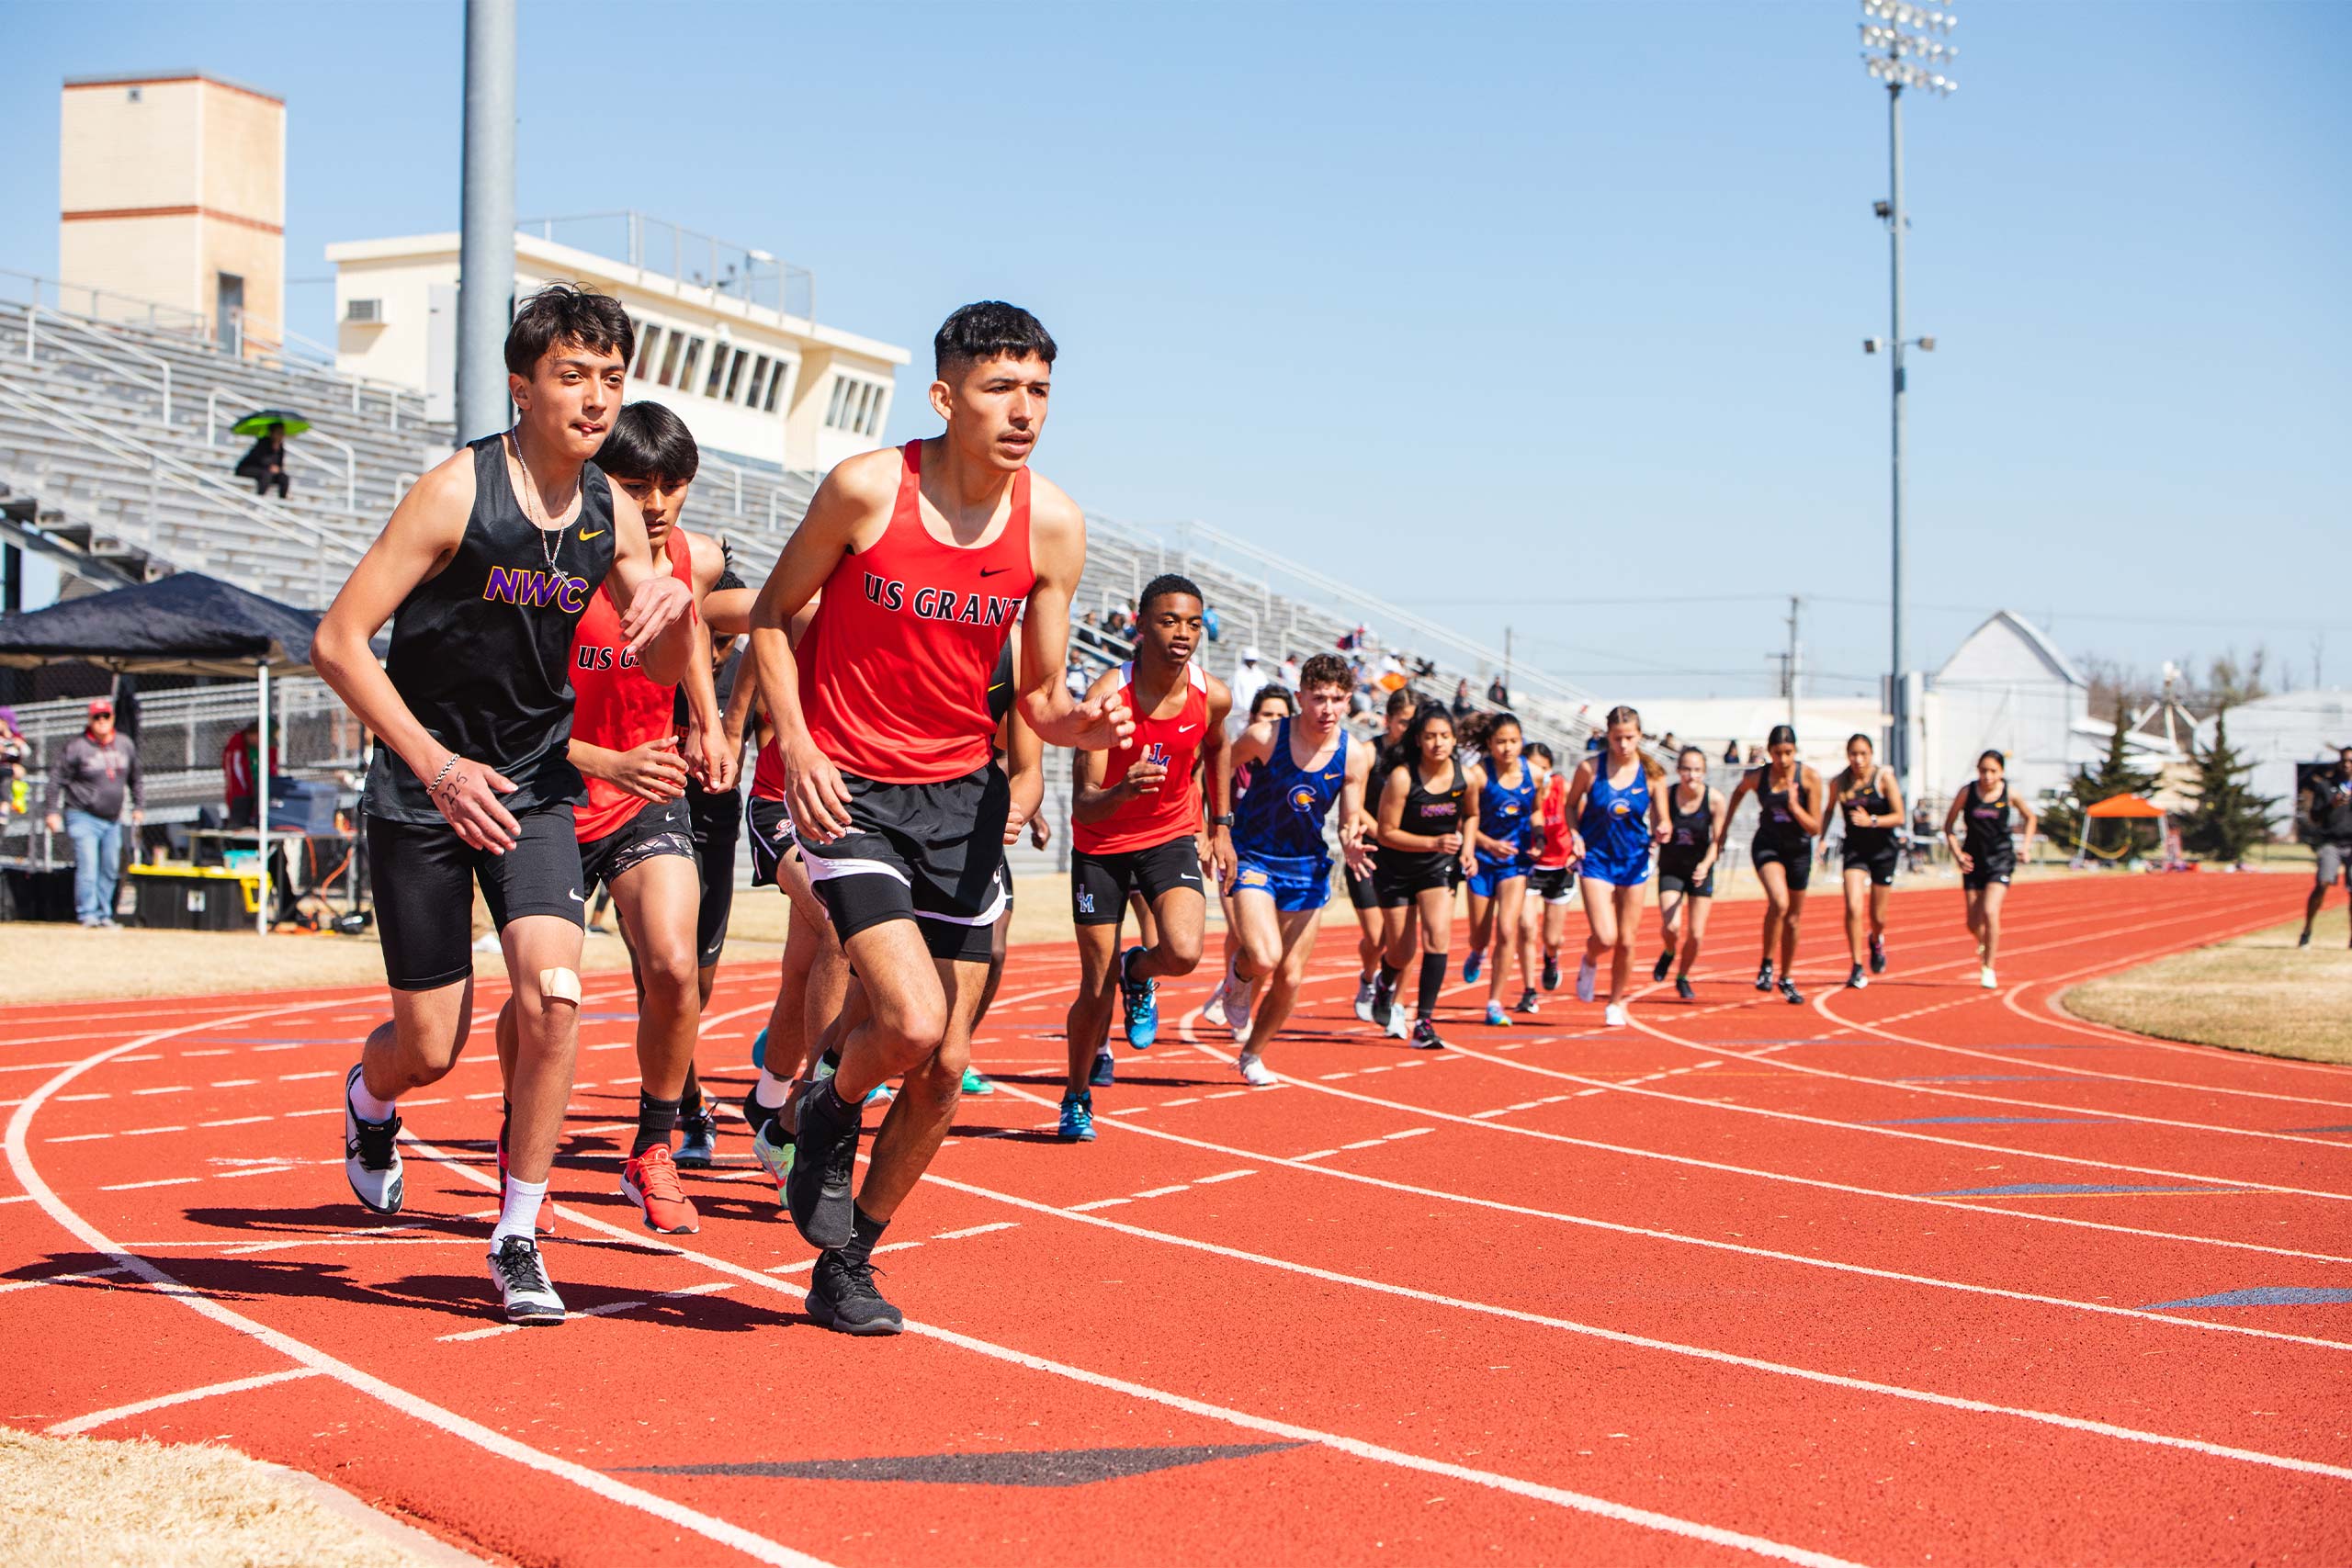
[1751,840,1813,893]
[578,796,696,897]
[1070,839,1205,926]
[1527,864,1577,904]
[1961,856,2015,892]
[799,766,1010,964]
[685,784,743,967]
[366,805,583,992]
[745,795,798,888]
[1842,844,1900,888]
[1656,860,1712,893]
[1376,852,1455,908]
[1343,852,1380,911]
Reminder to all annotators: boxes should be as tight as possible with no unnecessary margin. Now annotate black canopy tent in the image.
[0,573,331,934]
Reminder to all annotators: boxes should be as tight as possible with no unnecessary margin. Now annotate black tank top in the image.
[1962,780,2015,865]
[1753,767,1812,853]
[1841,767,1895,858]
[363,434,616,824]
[1663,782,1713,864]
[1385,758,1464,873]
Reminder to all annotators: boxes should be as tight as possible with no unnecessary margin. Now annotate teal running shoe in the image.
[1118,945,1159,1050]
[1058,1092,1095,1142]
[959,1066,993,1096]
[1089,1049,1114,1088]
[751,1025,768,1071]
[1463,951,1483,985]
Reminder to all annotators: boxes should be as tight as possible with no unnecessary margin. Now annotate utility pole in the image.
[1503,625,1513,698]
[456,0,516,445]
[1859,0,1956,802]
[1786,594,1803,734]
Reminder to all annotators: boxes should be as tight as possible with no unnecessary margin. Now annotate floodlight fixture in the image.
[1863,338,1883,354]
[1917,335,1936,351]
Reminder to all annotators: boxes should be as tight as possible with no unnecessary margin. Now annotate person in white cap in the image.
[1230,646,1270,737]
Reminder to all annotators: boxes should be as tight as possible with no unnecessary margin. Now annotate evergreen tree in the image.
[2179,709,2278,863]
[2048,716,2161,858]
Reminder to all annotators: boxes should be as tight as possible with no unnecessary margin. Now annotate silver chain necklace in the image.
[506,429,577,572]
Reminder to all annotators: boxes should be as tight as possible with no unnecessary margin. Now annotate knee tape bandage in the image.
[538,967,582,1007]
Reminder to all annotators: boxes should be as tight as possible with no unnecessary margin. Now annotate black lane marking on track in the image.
[623,1442,1302,1487]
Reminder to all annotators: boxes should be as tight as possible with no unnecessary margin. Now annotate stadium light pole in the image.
[457,0,517,445]
[1859,0,1955,801]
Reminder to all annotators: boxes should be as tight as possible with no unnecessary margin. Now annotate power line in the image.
[1405,592,2341,636]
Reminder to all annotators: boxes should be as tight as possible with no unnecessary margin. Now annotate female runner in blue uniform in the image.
[1716,724,1825,1005]
[1559,705,1669,1027]
[1465,712,1539,1028]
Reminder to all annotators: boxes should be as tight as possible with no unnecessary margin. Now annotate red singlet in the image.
[1533,771,1574,870]
[569,526,693,840]
[800,441,1035,784]
[1072,661,1209,856]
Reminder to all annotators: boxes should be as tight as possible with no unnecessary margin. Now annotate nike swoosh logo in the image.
[1177,725,1196,734]
[979,566,1011,577]
[579,529,606,540]
[567,888,583,902]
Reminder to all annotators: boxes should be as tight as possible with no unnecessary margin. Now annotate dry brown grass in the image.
[2064,906,2352,1066]
[0,1428,458,1568]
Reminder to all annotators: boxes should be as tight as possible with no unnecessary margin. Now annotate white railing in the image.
[204,389,357,513]
[24,305,175,424]
[521,211,817,328]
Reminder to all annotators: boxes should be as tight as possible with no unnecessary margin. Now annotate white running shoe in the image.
[1225,964,1255,1039]
[1575,954,1597,1004]
[1353,976,1376,1022]
[342,1064,403,1215]
[487,1235,565,1325]
[1238,1053,1277,1088]
[1385,998,1411,1039]
[1980,964,1998,990]
[1603,1003,1629,1028]
[1200,980,1228,1028]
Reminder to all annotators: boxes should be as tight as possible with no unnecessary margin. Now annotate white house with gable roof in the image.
[1921,610,2092,804]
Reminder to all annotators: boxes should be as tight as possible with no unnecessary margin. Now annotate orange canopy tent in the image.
[2085,795,2165,819]
[2074,792,2175,864]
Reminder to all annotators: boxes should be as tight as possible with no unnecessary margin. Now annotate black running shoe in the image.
[806,1251,903,1336]
[1652,952,1673,983]
[2299,929,2312,949]
[1674,976,1697,1002]
[1755,961,1774,992]
[674,1107,720,1168]
[1513,988,1540,1015]
[1869,933,1888,975]
[739,1087,779,1145]
[1371,974,1396,1030]
[786,1081,861,1250]
[1847,964,1867,989]
[1409,1017,1447,1050]
[1542,954,1562,991]
[1780,977,1804,1006]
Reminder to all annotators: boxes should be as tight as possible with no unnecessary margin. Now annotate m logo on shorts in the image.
[1078,888,1096,915]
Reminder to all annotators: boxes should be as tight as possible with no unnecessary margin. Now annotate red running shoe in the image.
[620,1144,700,1235]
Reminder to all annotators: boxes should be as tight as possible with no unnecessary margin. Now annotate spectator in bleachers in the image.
[1065,655,1091,700]
[220,719,280,830]
[1279,653,1302,691]
[1724,739,1741,765]
[42,698,142,928]
[0,706,30,817]
[1487,673,1511,708]
[234,424,291,499]
[1203,605,1221,642]
[1451,678,1475,718]
[1230,647,1271,734]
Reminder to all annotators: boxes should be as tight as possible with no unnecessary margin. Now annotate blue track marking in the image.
[1924,1182,2258,1198]
[1870,1116,2112,1126]
[2283,1124,2352,1134]
[2143,1287,2352,1311]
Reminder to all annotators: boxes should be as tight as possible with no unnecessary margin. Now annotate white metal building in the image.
[2191,689,2352,824]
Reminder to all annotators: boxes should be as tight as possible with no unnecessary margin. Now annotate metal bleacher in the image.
[0,278,1604,880]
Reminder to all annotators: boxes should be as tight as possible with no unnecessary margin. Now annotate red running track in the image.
[5,873,2349,1566]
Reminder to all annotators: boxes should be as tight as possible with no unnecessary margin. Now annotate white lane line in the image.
[919,1165,2352,1483]
[978,1083,2352,1358]
[1339,1138,1388,1151]
[6,1015,843,1568]
[933,1222,1018,1240]
[1161,1097,1199,1108]
[1294,1150,1338,1162]
[211,1165,299,1179]
[122,1125,186,1137]
[1194,1169,1257,1184]
[417,1142,1869,1568]
[278,1070,342,1082]
[1132,1185,1192,1199]
[132,1086,190,1097]
[181,1050,231,1058]
[0,1265,130,1296]
[47,1133,111,1144]
[1069,1197,1132,1211]
[1281,1066,2352,1265]
[48,1368,328,1435]
[1384,1127,1433,1140]
[211,1079,260,1089]
[99,1177,203,1191]
[56,1093,110,1102]
[199,1115,272,1128]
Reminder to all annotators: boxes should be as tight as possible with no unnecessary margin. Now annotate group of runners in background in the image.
[318,285,2046,1333]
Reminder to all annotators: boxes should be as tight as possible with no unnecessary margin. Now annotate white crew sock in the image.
[491,1175,548,1244]
[348,1072,398,1123]
[753,1068,793,1109]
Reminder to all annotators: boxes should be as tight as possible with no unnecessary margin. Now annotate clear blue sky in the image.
[8,1,2347,698]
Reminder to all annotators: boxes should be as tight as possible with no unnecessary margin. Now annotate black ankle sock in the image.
[804,1077,854,1134]
[1417,952,1446,1018]
[678,1067,703,1120]
[1377,960,1401,989]
[820,1045,842,1073]
[633,1093,681,1156]
[840,1204,888,1268]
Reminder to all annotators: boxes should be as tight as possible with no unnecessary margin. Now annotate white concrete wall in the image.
[2193,690,2352,825]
